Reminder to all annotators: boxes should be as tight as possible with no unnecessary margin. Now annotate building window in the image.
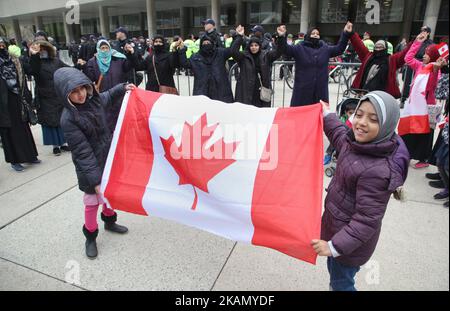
[192,7,207,27]
[157,10,180,30]
[247,0,282,25]
[123,14,140,31]
[282,0,301,24]
[414,0,427,21]
[110,16,120,32]
[81,18,99,35]
[439,0,449,21]
[221,4,236,26]
[318,0,350,23]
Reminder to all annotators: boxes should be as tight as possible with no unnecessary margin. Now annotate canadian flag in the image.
[101,88,323,264]
[437,42,449,59]
[398,64,433,136]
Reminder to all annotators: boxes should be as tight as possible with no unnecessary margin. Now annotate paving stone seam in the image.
[210,242,237,291]
[0,257,89,291]
[0,185,77,231]
[0,161,73,197]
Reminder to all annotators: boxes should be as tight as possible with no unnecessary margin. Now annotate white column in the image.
[211,0,220,33]
[146,0,157,38]
[99,5,110,39]
[62,12,73,45]
[300,0,310,33]
[423,0,442,40]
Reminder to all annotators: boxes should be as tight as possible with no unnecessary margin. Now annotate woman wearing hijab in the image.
[126,34,180,94]
[29,36,70,156]
[85,39,135,133]
[179,33,234,103]
[277,23,353,107]
[231,25,282,107]
[399,32,446,169]
[349,32,412,97]
[0,37,40,172]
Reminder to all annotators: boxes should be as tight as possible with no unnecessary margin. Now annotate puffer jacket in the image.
[321,114,409,267]
[54,67,126,194]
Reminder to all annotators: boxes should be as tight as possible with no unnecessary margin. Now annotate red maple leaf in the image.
[160,113,239,210]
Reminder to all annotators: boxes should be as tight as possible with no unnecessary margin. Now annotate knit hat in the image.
[251,25,264,34]
[115,26,129,37]
[425,44,440,62]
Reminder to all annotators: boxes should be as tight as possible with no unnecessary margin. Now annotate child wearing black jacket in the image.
[54,67,135,259]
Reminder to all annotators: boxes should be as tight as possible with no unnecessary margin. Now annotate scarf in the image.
[0,51,19,94]
[361,50,389,91]
[96,39,126,76]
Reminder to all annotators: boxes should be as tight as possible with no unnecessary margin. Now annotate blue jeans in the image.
[327,257,360,291]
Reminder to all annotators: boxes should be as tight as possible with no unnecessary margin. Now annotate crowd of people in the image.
[0,18,448,291]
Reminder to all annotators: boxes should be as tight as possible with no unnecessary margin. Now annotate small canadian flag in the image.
[437,42,449,59]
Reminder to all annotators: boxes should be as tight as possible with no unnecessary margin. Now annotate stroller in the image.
[324,88,368,177]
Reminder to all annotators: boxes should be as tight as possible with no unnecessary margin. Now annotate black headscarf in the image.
[247,37,262,73]
[304,27,321,49]
[199,34,216,59]
[361,46,389,92]
[152,34,166,54]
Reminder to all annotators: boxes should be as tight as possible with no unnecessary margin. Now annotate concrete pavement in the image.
[0,76,448,291]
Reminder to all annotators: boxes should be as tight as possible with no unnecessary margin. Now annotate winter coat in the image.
[321,114,409,267]
[85,55,134,133]
[128,50,178,92]
[180,44,234,103]
[231,35,282,107]
[350,32,412,98]
[405,40,440,105]
[278,32,351,107]
[54,67,126,194]
[29,40,70,127]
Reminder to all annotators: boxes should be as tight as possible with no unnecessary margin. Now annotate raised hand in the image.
[277,25,287,37]
[29,43,40,55]
[236,25,245,36]
[124,43,134,54]
[344,21,353,33]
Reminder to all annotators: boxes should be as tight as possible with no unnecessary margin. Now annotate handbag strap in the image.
[257,72,263,88]
[152,54,161,86]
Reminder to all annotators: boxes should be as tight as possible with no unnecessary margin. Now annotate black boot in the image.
[101,212,128,234]
[82,225,98,259]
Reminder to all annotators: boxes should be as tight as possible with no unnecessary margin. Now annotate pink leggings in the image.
[85,204,115,232]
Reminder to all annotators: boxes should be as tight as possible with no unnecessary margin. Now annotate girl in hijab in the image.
[0,37,40,171]
[399,32,446,169]
[277,23,353,107]
[85,39,135,133]
[231,25,282,107]
[312,91,409,291]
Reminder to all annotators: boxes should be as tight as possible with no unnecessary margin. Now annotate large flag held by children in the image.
[101,88,324,264]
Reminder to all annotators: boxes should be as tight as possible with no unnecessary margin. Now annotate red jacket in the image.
[350,33,412,98]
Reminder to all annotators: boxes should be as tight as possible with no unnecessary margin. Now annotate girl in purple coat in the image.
[312,91,409,291]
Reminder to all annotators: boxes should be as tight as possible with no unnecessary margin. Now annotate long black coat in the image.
[278,32,350,107]
[180,45,234,103]
[54,67,126,194]
[29,41,69,127]
[231,35,282,107]
[128,50,178,92]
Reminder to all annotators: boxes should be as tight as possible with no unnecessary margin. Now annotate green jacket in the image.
[184,39,195,59]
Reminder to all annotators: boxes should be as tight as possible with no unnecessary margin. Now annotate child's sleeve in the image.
[323,113,349,154]
[330,167,391,256]
[61,118,102,188]
[99,83,126,107]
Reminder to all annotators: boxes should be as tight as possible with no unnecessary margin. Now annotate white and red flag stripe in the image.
[101,88,323,264]
[398,64,433,136]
